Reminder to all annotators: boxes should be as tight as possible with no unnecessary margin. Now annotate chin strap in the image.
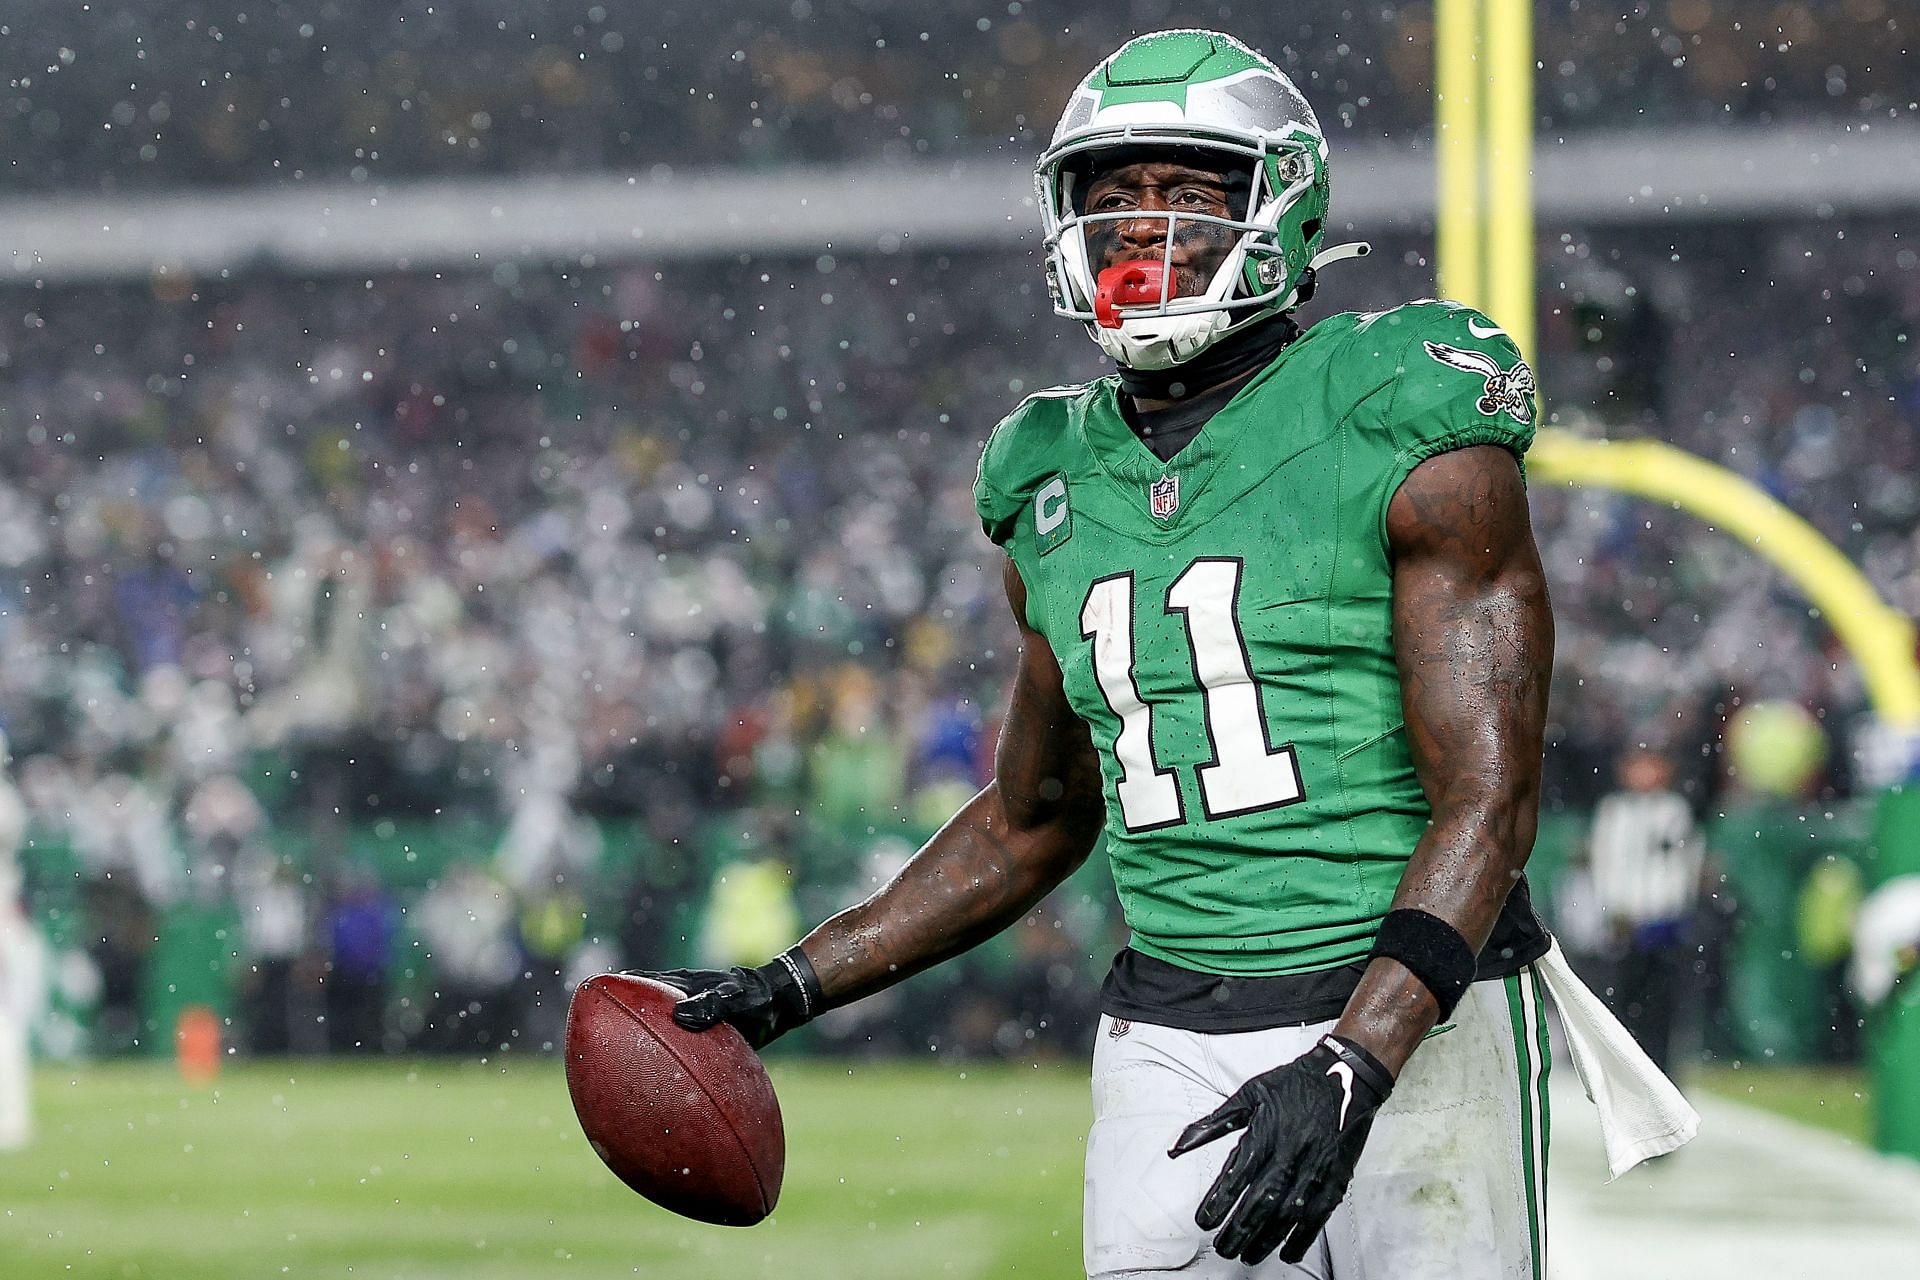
[1115,311,1300,402]
[1276,242,1371,313]
[1309,241,1372,273]
[1109,242,1372,394]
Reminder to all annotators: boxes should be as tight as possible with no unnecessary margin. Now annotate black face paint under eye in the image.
[1176,218,1236,283]
[1083,214,1239,299]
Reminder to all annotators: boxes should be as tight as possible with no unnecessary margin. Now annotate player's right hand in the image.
[627,948,823,1051]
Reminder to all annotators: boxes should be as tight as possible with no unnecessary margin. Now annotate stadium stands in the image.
[2,0,1913,1061]
[1,211,1909,1056]
[3,2,1909,192]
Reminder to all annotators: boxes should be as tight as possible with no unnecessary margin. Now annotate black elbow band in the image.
[1369,909,1476,1021]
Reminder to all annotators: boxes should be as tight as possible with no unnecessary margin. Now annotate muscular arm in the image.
[797,558,1107,1007]
[1332,445,1554,1074]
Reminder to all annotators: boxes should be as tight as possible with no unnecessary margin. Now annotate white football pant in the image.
[1085,968,1550,1279]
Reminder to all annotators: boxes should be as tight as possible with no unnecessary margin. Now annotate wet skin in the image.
[1079,159,1241,305]
[794,165,1555,1082]
[1078,158,1260,413]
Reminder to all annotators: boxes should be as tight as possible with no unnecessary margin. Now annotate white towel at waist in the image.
[1534,939,1700,1178]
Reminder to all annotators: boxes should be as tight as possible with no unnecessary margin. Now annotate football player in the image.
[639,30,1559,1277]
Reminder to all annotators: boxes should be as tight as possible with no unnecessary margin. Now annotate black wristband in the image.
[768,947,825,1020]
[1323,1033,1396,1102]
[1369,909,1476,1021]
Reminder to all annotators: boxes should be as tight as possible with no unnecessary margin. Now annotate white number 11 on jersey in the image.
[1080,558,1306,833]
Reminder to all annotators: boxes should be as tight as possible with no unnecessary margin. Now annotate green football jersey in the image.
[975,301,1538,976]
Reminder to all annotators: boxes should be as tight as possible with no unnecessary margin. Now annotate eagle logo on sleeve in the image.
[1422,341,1537,425]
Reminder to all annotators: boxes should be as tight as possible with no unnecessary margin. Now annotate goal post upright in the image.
[1433,0,1483,315]
[1434,0,1532,359]
[1485,0,1534,364]
[1438,0,1920,1161]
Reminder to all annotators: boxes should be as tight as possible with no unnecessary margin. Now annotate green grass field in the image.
[0,1058,1090,1280]
[0,1057,1878,1280]
[1695,1064,1871,1144]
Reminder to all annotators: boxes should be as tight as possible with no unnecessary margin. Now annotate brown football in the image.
[564,973,784,1225]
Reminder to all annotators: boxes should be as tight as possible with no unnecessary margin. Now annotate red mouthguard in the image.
[1093,260,1169,329]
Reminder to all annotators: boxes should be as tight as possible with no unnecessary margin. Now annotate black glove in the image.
[627,947,823,1051]
[1169,1033,1394,1265]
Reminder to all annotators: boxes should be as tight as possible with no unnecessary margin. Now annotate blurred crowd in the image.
[0,247,1093,1057]
[0,209,1914,1059]
[4,0,1910,193]
[1532,215,1920,806]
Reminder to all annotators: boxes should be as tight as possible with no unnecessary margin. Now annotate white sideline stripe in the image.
[1701,1088,1920,1199]
[1548,1079,1920,1280]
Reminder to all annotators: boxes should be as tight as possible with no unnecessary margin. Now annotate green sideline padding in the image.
[1869,783,1920,1161]
[16,816,680,1053]
[1869,783,1920,885]
[1873,976,1920,1159]
[1713,800,1868,1064]
[141,903,242,1056]
[12,801,1888,1070]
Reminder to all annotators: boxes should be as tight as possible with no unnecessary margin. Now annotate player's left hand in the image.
[1168,1033,1395,1264]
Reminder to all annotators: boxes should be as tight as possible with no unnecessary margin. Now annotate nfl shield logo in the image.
[1149,474,1180,520]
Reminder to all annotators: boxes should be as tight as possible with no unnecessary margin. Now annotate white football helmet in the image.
[1037,30,1367,369]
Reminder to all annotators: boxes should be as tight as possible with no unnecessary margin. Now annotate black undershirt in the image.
[1115,310,1301,403]
[1122,376,1243,462]
[1101,887,1553,1033]
[1106,335,1554,1032]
